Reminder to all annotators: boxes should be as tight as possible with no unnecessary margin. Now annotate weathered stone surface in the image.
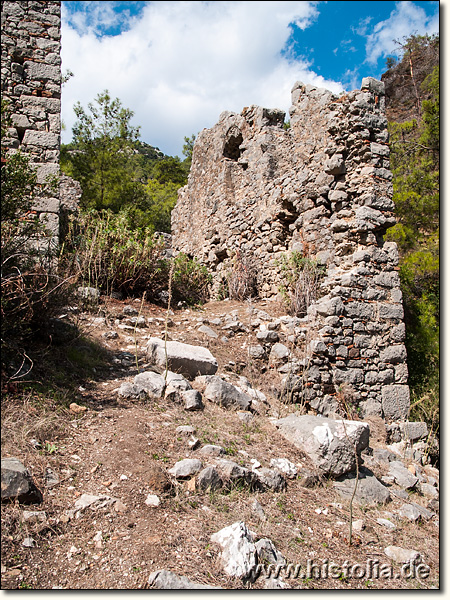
[377,518,396,530]
[211,521,258,580]
[133,371,166,399]
[255,538,286,566]
[215,459,255,487]
[168,459,202,479]
[334,467,391,505]
[248,345,266,359]
[399,421,428,442]
[270,458,298,478]
[146,337,218,379]
[382,385,410,421]
[388,461,418,490]
[256,330,279,343]
[269,343,290,364]
[420,483,439,499]
[198,324,218,339]
[144,494,160,507]
[1,458,43,504]
[255,468,286,492]
[167,78,409,417]
[196,466,223,492]
[398,503,426,522]
[203,376,252,411]
[372,448,397,464]
[384,546,422,565]
[148,569,221,589]
[117,382,145,399]
[275,414,369,477]
[199,444,225,457]
[181,389,204,411]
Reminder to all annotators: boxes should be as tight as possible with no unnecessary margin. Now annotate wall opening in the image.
[223,127,243,161]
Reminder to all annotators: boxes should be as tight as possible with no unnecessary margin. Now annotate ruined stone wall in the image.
[172,78,410,421]
[1,0,61,246]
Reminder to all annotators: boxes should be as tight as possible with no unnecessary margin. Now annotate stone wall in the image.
[1,0,61,246]
[172,78,410,421]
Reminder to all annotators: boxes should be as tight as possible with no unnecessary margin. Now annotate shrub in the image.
[63,209,168,300]
[277,252,325,317]
[226,250,258,300]
[1,100,74,373]
[63,209,211,306]
[171,253,212,305]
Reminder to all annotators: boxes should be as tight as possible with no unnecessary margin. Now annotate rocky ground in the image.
[1,294,439,590]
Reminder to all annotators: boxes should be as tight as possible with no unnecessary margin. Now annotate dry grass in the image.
[1,296,440,590]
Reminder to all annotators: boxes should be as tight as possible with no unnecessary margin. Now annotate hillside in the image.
[1,295,439,590]
[381,34,439,123]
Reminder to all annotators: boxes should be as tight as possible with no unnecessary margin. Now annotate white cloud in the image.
[364,1,439,65]
[61,1,344,156]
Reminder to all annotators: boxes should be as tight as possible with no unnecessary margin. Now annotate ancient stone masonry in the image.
[1,0,61,246]
[172,78,410,421]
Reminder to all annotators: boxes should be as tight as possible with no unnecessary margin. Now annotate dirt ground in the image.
[1,296,440,590]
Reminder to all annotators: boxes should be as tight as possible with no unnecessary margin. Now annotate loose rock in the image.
[1,457,43,504]
[275,414,369,477]
[210,521,258,580]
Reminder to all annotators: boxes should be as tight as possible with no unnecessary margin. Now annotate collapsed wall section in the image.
[172,78,410,421]
[1,0,61,247]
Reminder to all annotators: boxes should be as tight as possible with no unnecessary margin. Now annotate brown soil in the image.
[1,297,439,590]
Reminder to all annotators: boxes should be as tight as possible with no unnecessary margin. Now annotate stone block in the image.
[399,421,428,442]
[146,337,218,379]
[382,385,410,421]
[380,345,407,364]
[275,414,369,477]
[22,130,59,149]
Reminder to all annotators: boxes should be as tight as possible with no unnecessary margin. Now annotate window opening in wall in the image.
[223,128,243,161]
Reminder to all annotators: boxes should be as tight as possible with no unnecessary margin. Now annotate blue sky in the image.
[61,1,440,156]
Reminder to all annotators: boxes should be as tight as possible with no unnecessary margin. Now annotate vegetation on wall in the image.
[277,252,325,317]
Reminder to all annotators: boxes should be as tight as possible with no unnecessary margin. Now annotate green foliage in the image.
[385,56,398,70]
[64,209,167,298]
[150,156,187,186]
[171,252,212,305]
[182,134,196,165]
[63,209,210,305]
[61,91,190,232]
[277,252,325,317]
[385,36,439,433]
[1,99,38,222]
[61,90,145,214]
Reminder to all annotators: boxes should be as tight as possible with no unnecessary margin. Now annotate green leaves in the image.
[63,90,144,214]
[385,36,439,431]
[61,91,190,232]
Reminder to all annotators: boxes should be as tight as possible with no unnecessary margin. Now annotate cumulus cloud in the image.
[364,1,439,65]
[61,1,345,156]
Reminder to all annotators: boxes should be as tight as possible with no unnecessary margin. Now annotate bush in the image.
[225,251,258,301]
[171,253,211,305]
[63,209,168,299]
[63,209,211,305]
[277,252,325,317]
[1,99,75,374]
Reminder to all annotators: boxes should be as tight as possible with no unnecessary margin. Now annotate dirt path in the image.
[1,298,440,589]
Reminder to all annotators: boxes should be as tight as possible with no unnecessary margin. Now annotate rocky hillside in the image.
[381,35,439,123]
[1,294,439,589]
